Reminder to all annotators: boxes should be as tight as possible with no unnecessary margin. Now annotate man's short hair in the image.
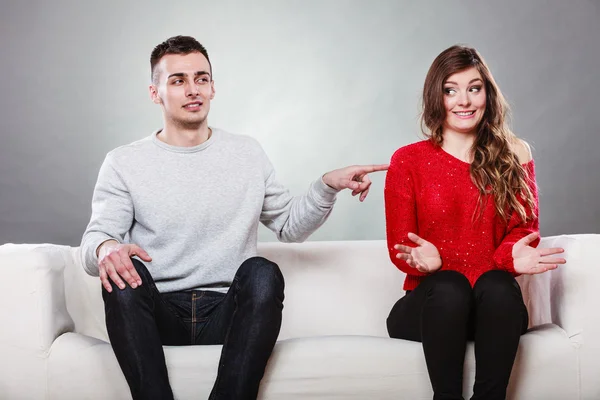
[150,35,211,83]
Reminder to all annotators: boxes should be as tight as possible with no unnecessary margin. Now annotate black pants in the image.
[102,257,285,400]
[387,270,528,400]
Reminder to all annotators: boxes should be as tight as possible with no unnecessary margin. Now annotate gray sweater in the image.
[80,128,338,293]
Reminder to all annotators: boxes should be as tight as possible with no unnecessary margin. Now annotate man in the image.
[81,35,387,400]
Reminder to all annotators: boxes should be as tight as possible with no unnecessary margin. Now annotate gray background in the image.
[1,0,599,246]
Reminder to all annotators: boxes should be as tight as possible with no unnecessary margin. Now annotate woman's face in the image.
[442,67,487,136]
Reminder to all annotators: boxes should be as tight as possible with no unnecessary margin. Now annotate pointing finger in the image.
[354,164,389,174]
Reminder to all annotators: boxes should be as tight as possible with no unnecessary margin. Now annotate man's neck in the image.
[441,129,476,163]
[158,122,211,147]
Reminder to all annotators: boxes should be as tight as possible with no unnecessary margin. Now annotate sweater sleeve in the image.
[384,150,427,278]
[80,154,134,276]
[259,149,338,243]
[493,160,540,274]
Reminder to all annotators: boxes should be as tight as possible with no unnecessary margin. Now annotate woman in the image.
[384,45,566,400]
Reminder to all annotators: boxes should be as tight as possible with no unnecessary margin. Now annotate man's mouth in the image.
[183,101,203,110]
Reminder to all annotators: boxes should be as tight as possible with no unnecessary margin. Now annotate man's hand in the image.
[97,241,152,292]
[322,164,389,202]
[394,232,442,273]
[512,232,566,275]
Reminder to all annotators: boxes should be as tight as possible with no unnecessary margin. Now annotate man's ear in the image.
[210,80,215,100]
[149,84,162,104]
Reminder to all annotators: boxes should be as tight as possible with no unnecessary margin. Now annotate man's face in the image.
[149,52,215,129]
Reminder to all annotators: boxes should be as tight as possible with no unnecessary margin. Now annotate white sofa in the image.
[0,234,598,399]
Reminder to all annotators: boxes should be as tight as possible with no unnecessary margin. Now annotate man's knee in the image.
[102,258,153,307]
[129,258,154,283]
[236,257,285,305]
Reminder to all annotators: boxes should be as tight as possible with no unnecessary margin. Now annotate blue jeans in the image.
[102,257,285,400]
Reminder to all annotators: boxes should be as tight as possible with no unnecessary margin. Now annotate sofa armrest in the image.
[518,234,599,341]
[0,243,77,398]
[517,234,600,398]
[0,243,74,353]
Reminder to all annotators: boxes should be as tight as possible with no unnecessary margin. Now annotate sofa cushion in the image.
[47,324,577,400]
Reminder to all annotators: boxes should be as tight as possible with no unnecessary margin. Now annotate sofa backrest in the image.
[259,240,403,340]
[65,240,404,341]
[15,235,595,345]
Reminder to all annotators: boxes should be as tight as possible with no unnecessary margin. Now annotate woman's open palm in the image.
[394,232,442,273]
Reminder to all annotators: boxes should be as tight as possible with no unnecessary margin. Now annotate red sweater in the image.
[384,140,539,291]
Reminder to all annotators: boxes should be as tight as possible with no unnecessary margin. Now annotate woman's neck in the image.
[441,129,477,163]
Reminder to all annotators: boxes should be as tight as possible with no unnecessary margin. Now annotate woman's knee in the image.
[473,270,522,303]
[426,270,472,307]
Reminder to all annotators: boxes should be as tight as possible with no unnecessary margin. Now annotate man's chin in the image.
[175,116,206,130]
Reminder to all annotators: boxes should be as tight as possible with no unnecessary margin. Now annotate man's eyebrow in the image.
[167,71,211,80]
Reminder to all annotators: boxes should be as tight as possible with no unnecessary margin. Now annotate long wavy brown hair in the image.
[420,45,536,223]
